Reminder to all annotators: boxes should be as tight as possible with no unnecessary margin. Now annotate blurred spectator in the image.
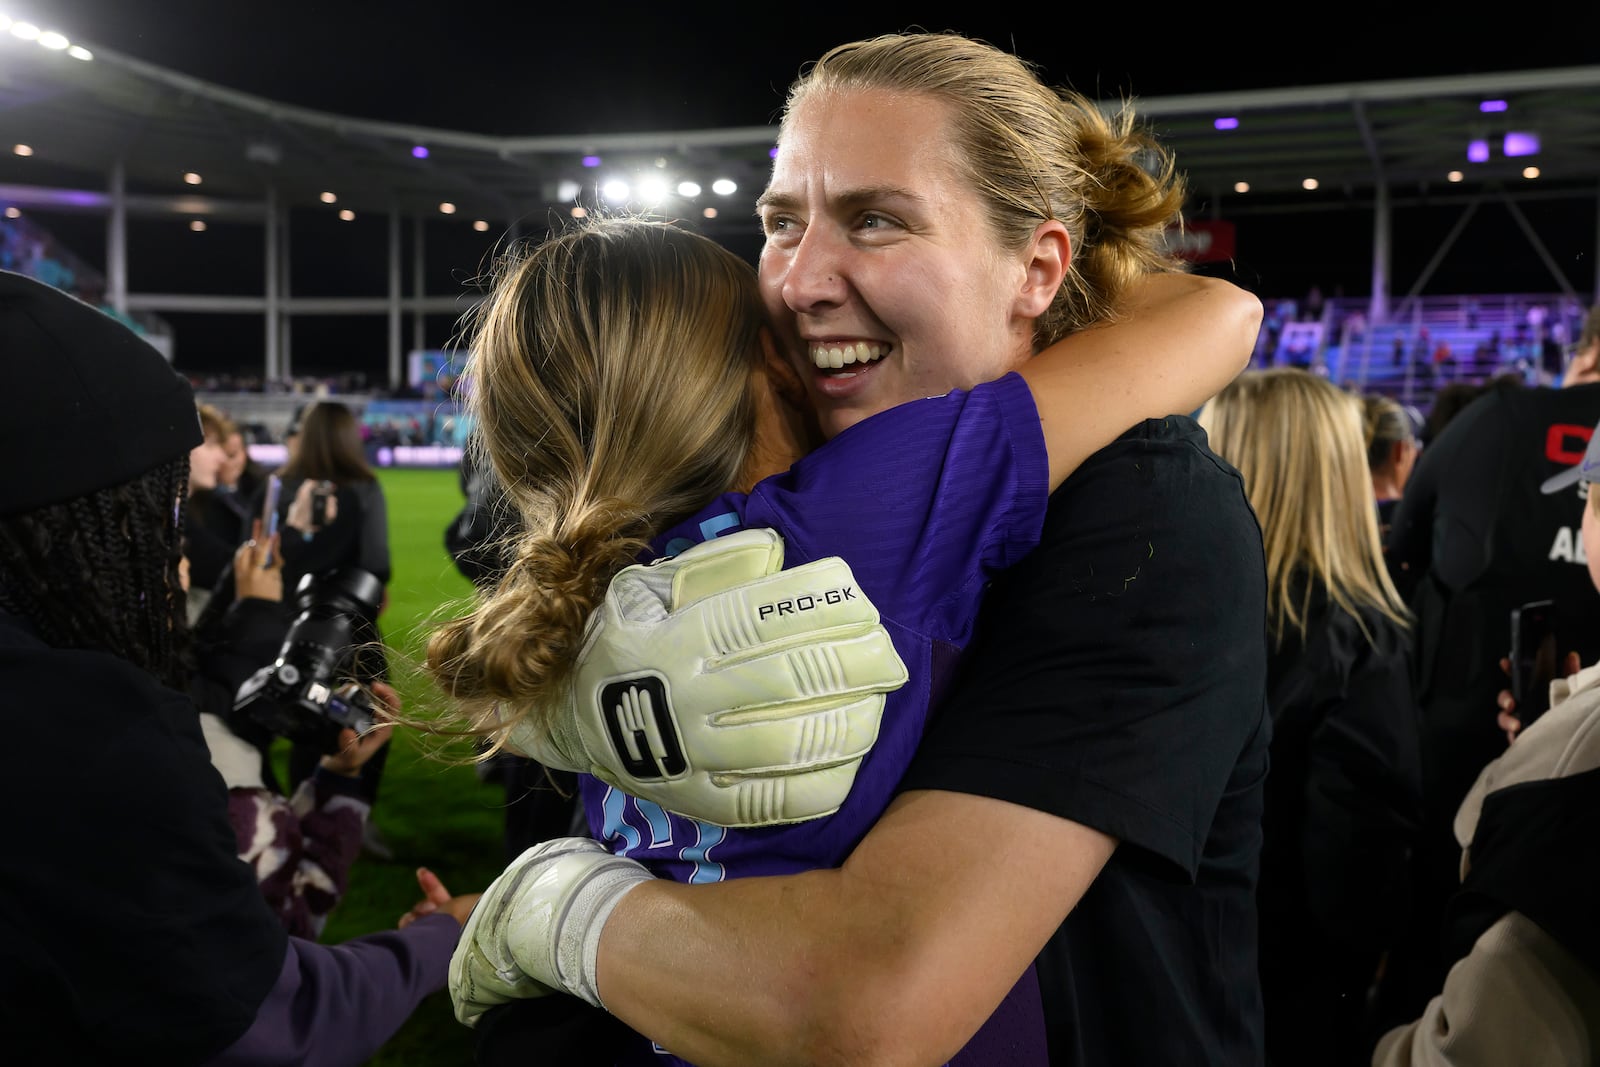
[0,269,468,1064]
[271,400,396,859]
[1375,423,1600,1063]
[1361,393,1422,544]
[1379,304,1600,1031]
[1202,369,1423,1067]
[184,403,239,618]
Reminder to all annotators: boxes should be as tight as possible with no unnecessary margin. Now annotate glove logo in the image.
[599,675,687,780]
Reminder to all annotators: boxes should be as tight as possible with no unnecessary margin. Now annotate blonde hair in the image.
[784,32,1189,348]
[425,218,763,740]
[1200,369,1409,647]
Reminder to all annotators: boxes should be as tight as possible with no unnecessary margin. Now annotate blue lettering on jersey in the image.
[636,798,675,848]
[600,786,642,853]
[682,819,727,884]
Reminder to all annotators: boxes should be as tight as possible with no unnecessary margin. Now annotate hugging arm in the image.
[1020,272,1263,489]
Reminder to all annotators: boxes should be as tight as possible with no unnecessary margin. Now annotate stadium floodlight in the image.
[183,172,202,185]
[412,145,429,159]
[10,21,39,40]
[438,202,456,214]
[570,205,588,218]
[0,16,11,32]
[67,44,92,60]
[1447,170,1464,182]
[1213,117,1239,131]
[703,207,718,219]
[677,181,702,198]
[1233,181,1249,193]
[1523,166,1540,179]
[555,179,582,202]
[601,179,630,203]
[38,30,67,49]
[189,220,207,232]
[1503,131,1540,158]
[473,220,489,232]
[338,209,355,221]
[711,179,737,196]
[320,191,337,204]
[13,144,33,157]
[1467,139,1490,163]
[636,177,668,205]
[4,207,20,219]
[1301,177,1319,191]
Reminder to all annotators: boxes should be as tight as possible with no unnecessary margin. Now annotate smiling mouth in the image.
[809,341,887,373]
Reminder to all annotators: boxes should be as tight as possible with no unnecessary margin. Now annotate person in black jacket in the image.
[1382,307,1600,1022]
[1202,369,1424,1066]
[0,269,468,1065]
[269,400,396,844]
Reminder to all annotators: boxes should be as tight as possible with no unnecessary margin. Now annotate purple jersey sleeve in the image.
[746,371,1049,642]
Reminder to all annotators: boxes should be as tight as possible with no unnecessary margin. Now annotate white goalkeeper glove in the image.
[503,528,907,827]
[449,837,652,1026]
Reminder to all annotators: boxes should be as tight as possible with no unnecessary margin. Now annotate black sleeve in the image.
[898,416,1271,880]
[1300,620,1425,950]
[1386,391,1509,600]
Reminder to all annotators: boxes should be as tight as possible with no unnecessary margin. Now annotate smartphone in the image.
[260,474,283,566]
[1509,599,1558,726]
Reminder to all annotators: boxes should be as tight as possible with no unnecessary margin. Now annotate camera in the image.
[234,567,385,753]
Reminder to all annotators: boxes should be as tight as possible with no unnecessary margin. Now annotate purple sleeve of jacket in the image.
[202,912,461,1067]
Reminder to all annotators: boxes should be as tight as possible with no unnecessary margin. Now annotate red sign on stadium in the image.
[1164,220,1237,264]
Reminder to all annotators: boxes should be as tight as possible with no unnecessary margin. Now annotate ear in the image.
[1387,438,1407,470]
[1014,219,1071,321]
[760,327,808,410]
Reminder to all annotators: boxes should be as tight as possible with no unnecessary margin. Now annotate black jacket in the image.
[1258,582,1423,1065]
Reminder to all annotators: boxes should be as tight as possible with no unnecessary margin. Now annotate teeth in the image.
[810,341,886,370]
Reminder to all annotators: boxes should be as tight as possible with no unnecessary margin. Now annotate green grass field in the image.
[294,468,512,1064]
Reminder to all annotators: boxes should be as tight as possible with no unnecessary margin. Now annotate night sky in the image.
[22,1,1600,378]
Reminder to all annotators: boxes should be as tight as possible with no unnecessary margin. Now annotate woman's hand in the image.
[1495,651,1582,743]
[400,866,483,929]
[287,479,338,533]
[233,519,283,602]
[318,679,398,776]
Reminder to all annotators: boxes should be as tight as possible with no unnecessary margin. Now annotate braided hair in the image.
[0,456,193,691]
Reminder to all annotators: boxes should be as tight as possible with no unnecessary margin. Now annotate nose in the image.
[777,223,849,316]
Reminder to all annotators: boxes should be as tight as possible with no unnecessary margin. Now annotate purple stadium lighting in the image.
[1479,100,1508,113]
[411,145,429,159]
[1467,139,1490,163]
[1213,117,1239,131]
[1503,131,1540,157]
[581,155,602,168]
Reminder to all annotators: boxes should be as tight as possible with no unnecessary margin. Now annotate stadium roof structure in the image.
[4,27,1600,380]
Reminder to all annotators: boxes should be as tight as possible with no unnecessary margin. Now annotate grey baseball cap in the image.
[1540,418,1600,493]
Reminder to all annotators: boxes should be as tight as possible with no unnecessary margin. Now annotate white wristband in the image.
[563,863,653,1009]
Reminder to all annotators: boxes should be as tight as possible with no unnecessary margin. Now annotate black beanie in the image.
[0,271,201,516]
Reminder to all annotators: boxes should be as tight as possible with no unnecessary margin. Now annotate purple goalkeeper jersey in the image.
[581,372,1052,1066]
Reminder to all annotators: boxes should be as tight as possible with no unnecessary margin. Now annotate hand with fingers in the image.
[502,528,908,828]
[233,518,283,602]
[400,866,482,929]
[1495,651,1583,744]
[319,679,398,777]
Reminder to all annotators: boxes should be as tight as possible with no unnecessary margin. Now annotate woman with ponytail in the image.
[440,31,1271,1067]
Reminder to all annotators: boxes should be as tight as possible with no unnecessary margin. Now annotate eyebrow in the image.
[755,185,929,213]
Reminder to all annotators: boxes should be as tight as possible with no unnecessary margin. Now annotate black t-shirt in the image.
[899,416,1270,1067]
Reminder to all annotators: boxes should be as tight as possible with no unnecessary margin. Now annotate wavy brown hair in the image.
[281,401,373,484]
[425,218,763,741]
[784,31,1189,349]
